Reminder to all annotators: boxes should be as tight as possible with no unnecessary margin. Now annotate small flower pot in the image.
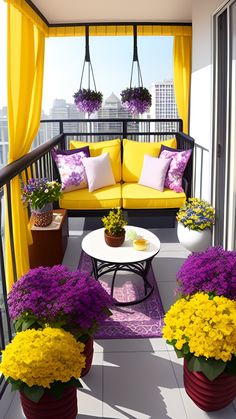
[104,230,125,247]
[31,203,53,228]
[81,337,94,377]
[177,222,212,253]
[20,386,77,419]
[184,359,236,411]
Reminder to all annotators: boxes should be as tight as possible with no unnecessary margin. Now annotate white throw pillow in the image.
[83,153,116,192]
[138,154,171,191]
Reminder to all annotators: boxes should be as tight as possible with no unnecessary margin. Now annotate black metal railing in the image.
[193,143,210,199]
[36,118,183,147]
[0,117,191,399]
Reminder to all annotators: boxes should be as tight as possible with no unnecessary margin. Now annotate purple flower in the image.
[73,89,103,113]
[8,266,114,335]
[176,246,236,298]
[120,87,152,115]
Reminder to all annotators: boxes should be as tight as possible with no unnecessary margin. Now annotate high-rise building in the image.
[49,99,68,138]
[95,93,138,138]
[150,81,178,132]
[47,99,86,141]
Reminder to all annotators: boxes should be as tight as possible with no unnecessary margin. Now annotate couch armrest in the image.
[176,132,195,198]
[182,177,188,195]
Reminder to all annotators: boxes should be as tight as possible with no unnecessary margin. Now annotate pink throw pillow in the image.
[138,155,171,192]
[159,149,192,193]
[83,153,115,192]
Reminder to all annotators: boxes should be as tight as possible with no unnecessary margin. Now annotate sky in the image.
[0,1,174,113]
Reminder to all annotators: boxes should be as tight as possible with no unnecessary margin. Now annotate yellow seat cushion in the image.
[59,184,122,210]
[121,183,186,209]
[122,138,177,182]
[70,139,121,182]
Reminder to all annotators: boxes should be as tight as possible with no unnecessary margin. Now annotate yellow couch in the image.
[59,138,189,211]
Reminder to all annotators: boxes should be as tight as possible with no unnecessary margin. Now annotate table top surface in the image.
[82,226,160,263]
[30,209,67,231]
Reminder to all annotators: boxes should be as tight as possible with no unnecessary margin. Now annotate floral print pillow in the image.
[159,149,192,193]
[53,150,89,192]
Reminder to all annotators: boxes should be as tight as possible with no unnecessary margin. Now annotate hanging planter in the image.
[121,26,152,115]
[121,87,152,115]
[73,26,103,114]
[73,88,103,114]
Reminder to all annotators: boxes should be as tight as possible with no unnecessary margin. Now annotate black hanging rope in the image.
[85,26,90,62]
[129,25,143,88]
[79,26,97,91]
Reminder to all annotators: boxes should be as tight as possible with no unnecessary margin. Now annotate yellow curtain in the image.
[173,36,192,133]
[5,3,45,291]
[138,25,192,37]
[4,0,48,35]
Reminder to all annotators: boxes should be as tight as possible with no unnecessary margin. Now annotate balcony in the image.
[1,0,236,418]
[0,118,234,418]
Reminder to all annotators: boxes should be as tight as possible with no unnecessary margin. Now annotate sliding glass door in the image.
[213,0,236,250]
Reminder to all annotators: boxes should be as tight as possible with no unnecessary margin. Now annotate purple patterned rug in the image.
[78,251,165,339]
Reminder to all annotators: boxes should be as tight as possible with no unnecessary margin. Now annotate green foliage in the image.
[120,87,152,105]
[8,377,81,403]
[102,208,127,236]
[187,355,226,381]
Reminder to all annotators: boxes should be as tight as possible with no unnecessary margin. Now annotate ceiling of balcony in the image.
[30,0,192,24]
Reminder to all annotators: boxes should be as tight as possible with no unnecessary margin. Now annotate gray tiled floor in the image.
[3,218,236,418]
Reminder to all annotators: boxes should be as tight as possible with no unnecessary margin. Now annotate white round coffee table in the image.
[82,226,160,306]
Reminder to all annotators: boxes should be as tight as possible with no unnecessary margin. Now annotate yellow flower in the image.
[0,327,86,388]
[163,293,236,362]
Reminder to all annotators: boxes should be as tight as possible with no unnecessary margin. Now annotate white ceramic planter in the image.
[177,222,212,253]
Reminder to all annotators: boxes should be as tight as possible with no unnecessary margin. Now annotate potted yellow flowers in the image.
[102,208,127,247]
[0,327,85,418]
[163,293,236,411]
[176,198,215,252]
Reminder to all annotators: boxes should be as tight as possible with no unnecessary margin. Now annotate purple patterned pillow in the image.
[51,145,90,158]
[160,144,182,153]
[159,149,192,193]
[53,149,89,192]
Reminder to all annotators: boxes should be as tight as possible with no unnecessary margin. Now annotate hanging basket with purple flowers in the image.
[120,26,152,115]
[73,26,103,114]
[73,88,103,114]
[121,86,152,115]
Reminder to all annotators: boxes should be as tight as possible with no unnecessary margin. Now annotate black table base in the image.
[91,257,155,306]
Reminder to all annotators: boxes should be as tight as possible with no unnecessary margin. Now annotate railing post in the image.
[59,121,63,135]
[123,121,128,139]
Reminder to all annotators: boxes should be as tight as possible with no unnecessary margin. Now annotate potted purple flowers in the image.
[22,178,62,227]
[8,265,114,376]
[73,88,103,114]
[176,246,236,299]
[120,87,152,115]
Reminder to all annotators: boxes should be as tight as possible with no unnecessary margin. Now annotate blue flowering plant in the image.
[73,88,103,114]
[176,197,215,231]
[120,87,152,114]
[8,265,114,342]
[22,178,62,210]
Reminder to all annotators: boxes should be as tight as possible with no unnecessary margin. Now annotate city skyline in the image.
[0,3,174,112]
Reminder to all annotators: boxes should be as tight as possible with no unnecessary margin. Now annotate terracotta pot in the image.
[177,222,212,253]
[81,337,94,377]
[184,359,236,411]
[31,203,53,227]
[20,386,77,419]
[104,229,125,247]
